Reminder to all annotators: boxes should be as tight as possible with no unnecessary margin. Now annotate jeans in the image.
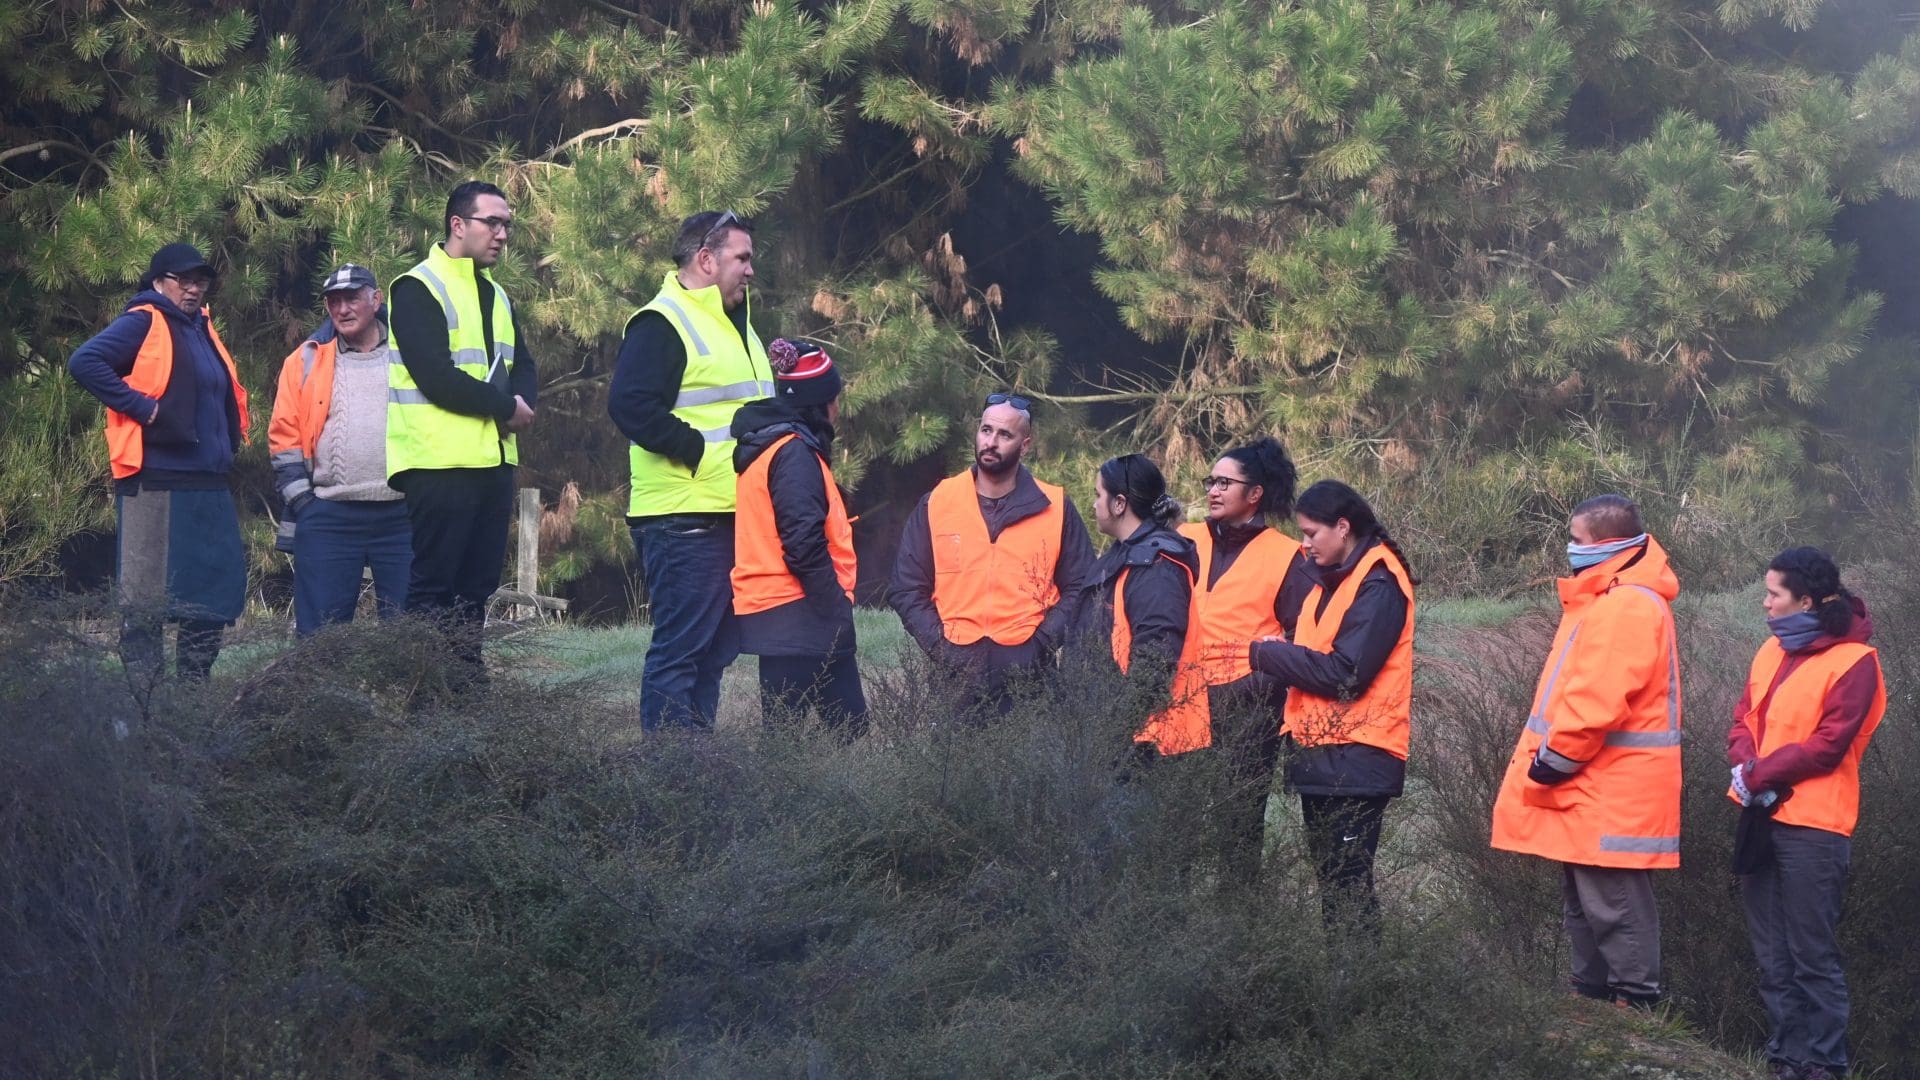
[1742,824,1852,1072]
[759,653,867,736]
[635,515,739,731]
[292,497,411,636]
[398,466,514,679]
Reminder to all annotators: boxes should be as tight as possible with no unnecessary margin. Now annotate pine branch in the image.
[538,118,650,162]
[0,139,107,174]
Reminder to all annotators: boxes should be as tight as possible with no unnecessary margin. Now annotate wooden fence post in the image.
[515,487,540,621]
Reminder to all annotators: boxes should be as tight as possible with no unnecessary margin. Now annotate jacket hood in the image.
[1802,594,1875,652]
[1557,533,1680,610]
[732,397,829,472]
[1091,520,1199,587]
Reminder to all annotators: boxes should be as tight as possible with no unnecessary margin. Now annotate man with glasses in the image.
[386,180,539,686]
[610,210,773,731]
[888,392,1095,716]
[269,264,412,636]
[68,242,251,681]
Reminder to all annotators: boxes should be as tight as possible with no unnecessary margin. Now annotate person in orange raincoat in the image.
[1490,494,1682,1009]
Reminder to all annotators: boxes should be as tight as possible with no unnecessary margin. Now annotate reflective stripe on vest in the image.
[1180,523,1297,685]
[1734,639,1885,836]
[385,244,518,475]
[926,472,1065,646]
[732,433,857,616]
[627,273,775,516]
[1526,584,1684,755]
[103,304,251,480]
[1115,558,1211,755]
[1281,543,1415,759]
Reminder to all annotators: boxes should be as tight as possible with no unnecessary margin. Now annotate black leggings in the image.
[1300,793,1391,934]
[758,653,868,736]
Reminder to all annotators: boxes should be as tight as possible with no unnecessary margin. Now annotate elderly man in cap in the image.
[68,242,251,681]
[269,263,412,636]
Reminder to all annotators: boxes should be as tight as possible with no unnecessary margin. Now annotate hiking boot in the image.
[1770,1062,1803,1080]
[1801,1066,1843,1080]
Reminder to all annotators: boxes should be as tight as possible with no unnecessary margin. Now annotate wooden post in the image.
[516,487,540,621]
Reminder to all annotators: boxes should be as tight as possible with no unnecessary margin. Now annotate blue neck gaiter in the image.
[1567,533,1647,571]
[1768,611,1824,653]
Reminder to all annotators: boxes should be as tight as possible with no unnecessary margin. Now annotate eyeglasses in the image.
[701,209,747,250]
[460,214,514,235]
[1202,475,1252,492]
[985,391,1032,413]
[162,272,215,290]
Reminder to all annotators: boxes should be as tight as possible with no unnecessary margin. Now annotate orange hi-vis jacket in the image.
[1179,523,1298,686]
[1729,639,1885,836]
[1115,555,1211,755]
[1281,543,1415,758]
[267,336,340,489]
[927,471,1064,646]
[1491,537,1683,870]
[732,433,857,613]
[105,304,250,480]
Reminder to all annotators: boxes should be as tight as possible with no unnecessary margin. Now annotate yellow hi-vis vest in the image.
[386,243,519,477]
[626,272,774,516]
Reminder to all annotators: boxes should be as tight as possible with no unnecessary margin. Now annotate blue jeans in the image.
[1742,824,1852,1072]
[635,515,739,731]
[293,497,412,636]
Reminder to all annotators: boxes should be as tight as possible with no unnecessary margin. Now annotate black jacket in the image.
[1079,521,1199,700]
[729,399,855,658]
[1251,536,1411,797]
[387,271,539,449]
[888,465,1096,675]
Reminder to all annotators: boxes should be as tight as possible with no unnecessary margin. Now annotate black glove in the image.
[287,490,316,519]
[1527,753,1577,786]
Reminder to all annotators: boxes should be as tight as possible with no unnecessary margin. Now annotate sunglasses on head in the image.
[701,209,748,250]
[985,391,1032,413]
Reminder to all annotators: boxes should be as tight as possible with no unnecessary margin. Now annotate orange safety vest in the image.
[1490,538,1684,870]
[927,471,1065,646]
[1730,639,1885,836]
[1179,523,1297,685]
[732,433,857,614]
[1113,556,1211,755]
[1281,543,1415,758]
[104,304,250,480]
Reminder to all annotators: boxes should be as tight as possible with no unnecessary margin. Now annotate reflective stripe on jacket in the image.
[105,304,250,480]
[627,273,774,515]
[1116,556,1211,755]
[385,244,517,475]
[1281,543,1414,758]
[732,433,857,614]
[927,471,1065,646]
[1731,639,1885,836]
[1179,523,1297,686]
[1491,536,1684,869]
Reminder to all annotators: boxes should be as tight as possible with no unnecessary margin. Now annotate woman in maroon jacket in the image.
[1728,547,1885,1080]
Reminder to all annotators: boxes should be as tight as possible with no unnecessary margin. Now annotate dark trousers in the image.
[1562,863,1662,1001]
[1301,794,1391,933]
[1210,681,1283,883]
[399,466,513,675]
[116,484,243,682]
[1742,824,1852,1072]
[292,497,411,636]
[634,515,739,732]
[758,653,868,736]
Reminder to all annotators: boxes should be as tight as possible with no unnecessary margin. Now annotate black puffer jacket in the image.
[1079,521,1201,700]
[730,398,855,658]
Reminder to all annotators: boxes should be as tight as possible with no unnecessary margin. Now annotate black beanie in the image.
[767,338,842,408]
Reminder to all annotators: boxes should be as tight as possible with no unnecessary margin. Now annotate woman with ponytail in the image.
[1179,436,1306,881]
[1208,479,1415,931]
[1082,454,1204,757]
[1729,547,1884,1080]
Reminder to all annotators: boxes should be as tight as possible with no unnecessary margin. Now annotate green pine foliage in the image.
[4,0,1919,589]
